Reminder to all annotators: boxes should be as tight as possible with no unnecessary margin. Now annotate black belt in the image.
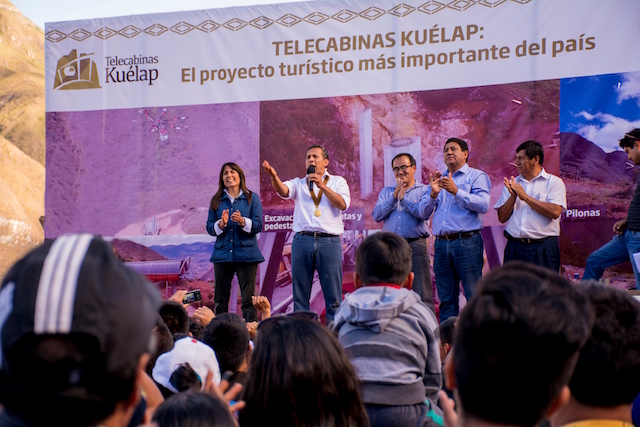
[504,230,552,244]
[298,231,337,238]
[436,230,481,241]
[405,236,427,243]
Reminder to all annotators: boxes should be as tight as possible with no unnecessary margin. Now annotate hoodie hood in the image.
[334,285,420,333]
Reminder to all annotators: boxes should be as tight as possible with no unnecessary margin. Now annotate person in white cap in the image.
[152,336,221,397]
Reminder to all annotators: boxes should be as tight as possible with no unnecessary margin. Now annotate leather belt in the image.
[504,230,550,244]
[298,231,337,238]
[436,230,481,241]
[405,236,427,243]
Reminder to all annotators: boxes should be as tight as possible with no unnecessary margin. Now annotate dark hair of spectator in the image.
[169,363,202,393]
[569,283,640,406]
[159,301,190,334]
[391,152,416,167]
[308,144,329,160]
[619,128,640,150]
[445,137,469,152]
[0,333,141,427]
[210,162,253,211]
[356,231,412,286]
[202,313,249,374]
[152,391,237,427]
[439,316,457,347]
[172,332,191,341]
[453,261,594,427]
[239,317,368,427]
[516,140,545,165]
[146,314,174,376]
[189,318,204,341]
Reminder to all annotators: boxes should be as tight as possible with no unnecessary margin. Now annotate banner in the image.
[45,0,640,315]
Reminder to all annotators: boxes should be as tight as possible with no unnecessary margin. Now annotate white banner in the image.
[45,0,640,112]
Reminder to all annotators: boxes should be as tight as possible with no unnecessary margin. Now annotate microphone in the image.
[307,165,316,192]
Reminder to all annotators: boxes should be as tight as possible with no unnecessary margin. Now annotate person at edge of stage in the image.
[372,152,435,313]
[583,128,640,288]
[262,145,351,323]
[424,137,491,322]
[206,162,265,322]
[494,140,567,272]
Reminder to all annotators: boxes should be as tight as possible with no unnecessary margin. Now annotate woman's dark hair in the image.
[210,162,252,210]
[239,317,368,427]
[153,391,237,427]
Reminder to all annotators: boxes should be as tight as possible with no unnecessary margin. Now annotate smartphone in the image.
[183,289,202,304]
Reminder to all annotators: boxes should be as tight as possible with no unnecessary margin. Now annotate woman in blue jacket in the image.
[206,162,264,321]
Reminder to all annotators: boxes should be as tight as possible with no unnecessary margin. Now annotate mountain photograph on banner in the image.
[558,71,640,287]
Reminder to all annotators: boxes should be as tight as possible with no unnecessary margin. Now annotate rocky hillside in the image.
[0,0,45,278]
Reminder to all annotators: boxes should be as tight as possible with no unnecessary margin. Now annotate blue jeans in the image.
[291,233,343,321]
[366,400,443,427]
[434,232,484,322]
[409,238,435,313]
[583,230,640,288]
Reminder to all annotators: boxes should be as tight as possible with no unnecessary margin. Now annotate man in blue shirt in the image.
[372,153,434,311]
[425,138,491,322]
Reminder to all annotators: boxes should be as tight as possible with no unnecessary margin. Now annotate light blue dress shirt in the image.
[372,182,431,238]
[425,163,491,236]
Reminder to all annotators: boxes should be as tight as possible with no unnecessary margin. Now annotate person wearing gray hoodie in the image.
[333,232,443,427]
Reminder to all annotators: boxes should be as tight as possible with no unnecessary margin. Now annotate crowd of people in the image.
[1,228,639,427]
[1,129,639,426]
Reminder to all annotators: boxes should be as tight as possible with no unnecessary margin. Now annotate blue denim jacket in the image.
[206,191,265,264]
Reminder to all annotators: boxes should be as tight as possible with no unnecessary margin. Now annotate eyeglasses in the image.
[392,164,413,174]
[257,310,319,331]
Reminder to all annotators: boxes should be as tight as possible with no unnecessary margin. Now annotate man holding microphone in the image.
[262,145,351,322]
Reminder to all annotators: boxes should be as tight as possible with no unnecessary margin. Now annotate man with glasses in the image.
[583,129,640,287]
[494,140,567,272]
[372,153,435,311]
[425,137,491,322]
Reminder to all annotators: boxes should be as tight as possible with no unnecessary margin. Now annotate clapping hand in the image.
[393,178,407,200]
[507,176,527,200]
[230,210,245,226]
[220,209,229,228]
[429,171,443,196]
[438,176,458,195]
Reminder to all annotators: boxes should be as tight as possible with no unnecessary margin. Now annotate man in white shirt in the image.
[263,145,351,322]
[494,140,567,271]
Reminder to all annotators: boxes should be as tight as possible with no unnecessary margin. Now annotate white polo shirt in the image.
[282,171,351,235]
[494,168,567,239]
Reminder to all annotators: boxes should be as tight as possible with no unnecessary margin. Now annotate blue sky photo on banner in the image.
[44,0,640,315]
